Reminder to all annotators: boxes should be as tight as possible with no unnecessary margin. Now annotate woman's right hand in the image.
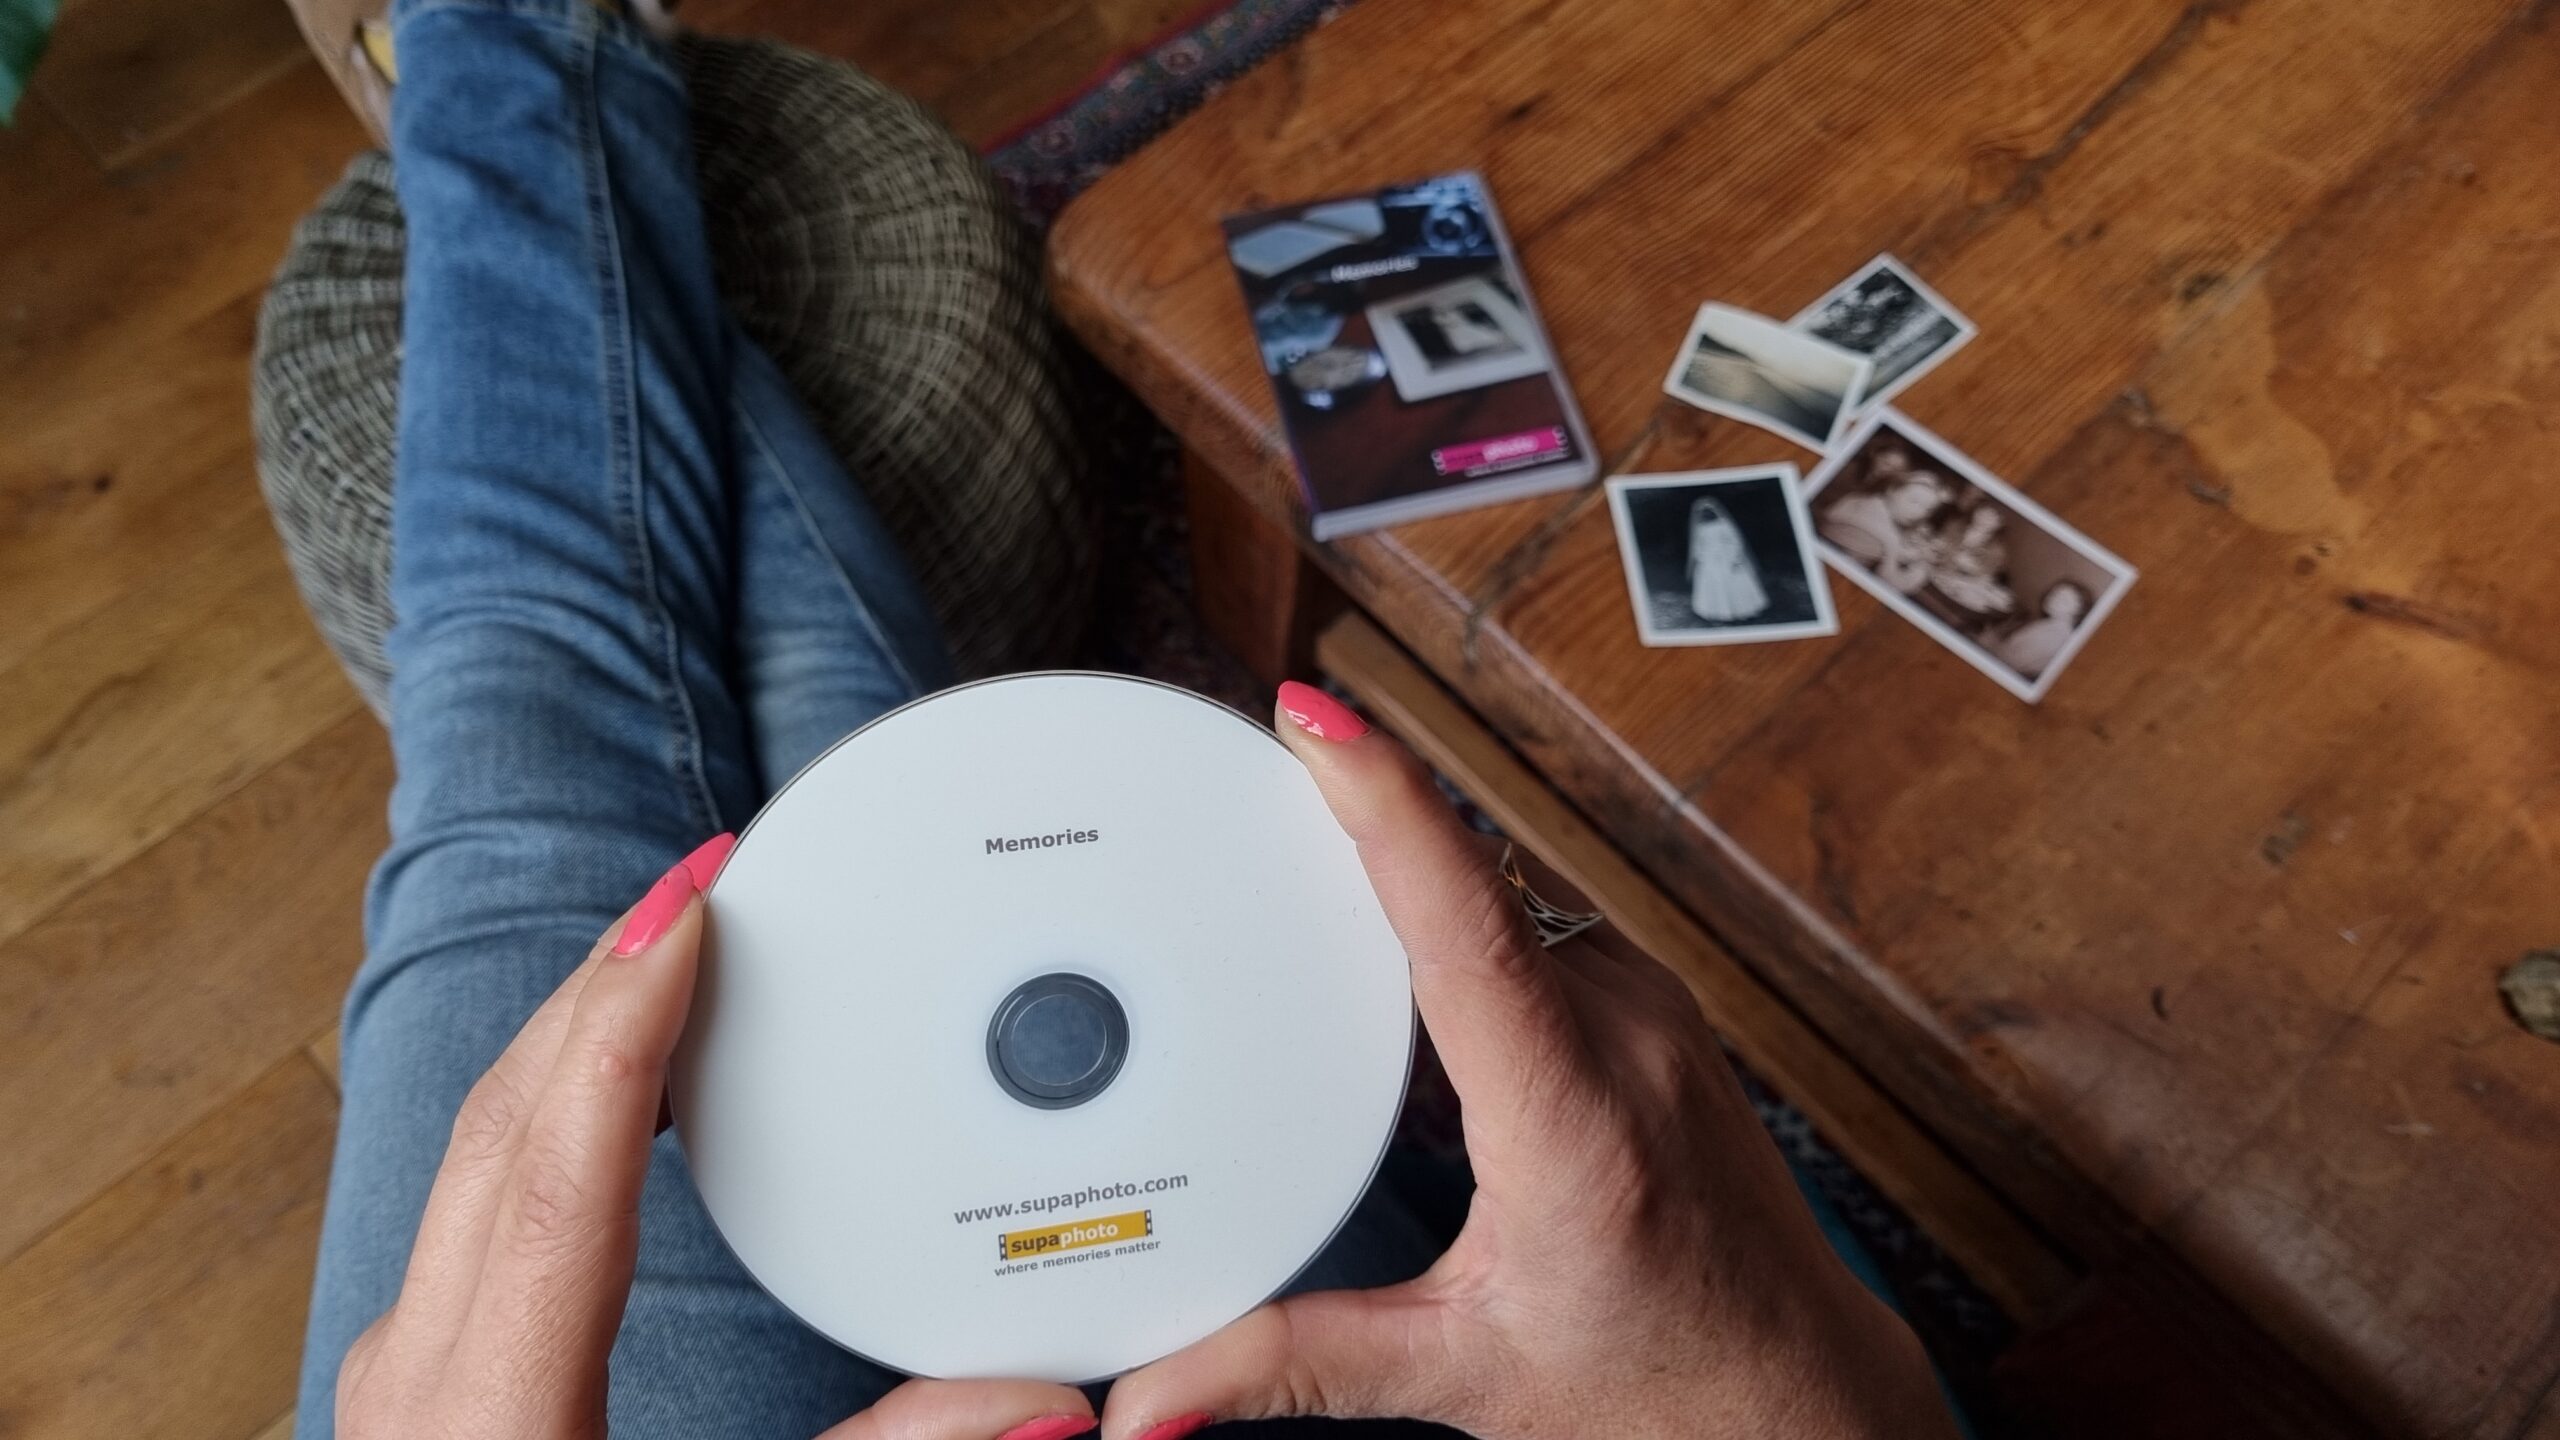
[1101,685,1957,1440]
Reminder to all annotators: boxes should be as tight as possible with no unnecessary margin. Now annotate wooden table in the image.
[1047,2,2560,1435]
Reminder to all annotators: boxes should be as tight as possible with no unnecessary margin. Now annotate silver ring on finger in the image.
[1498,843,1606,949]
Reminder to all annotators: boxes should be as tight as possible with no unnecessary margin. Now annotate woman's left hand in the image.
[334,834,1100,1440]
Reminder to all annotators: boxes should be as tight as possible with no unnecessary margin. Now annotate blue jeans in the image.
[293,3,1453,1434]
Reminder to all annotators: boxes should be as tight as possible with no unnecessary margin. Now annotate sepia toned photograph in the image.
[1803,410,2134,701]
[1605,466,1839,647]
[1662,303,1872,453]
[1791,254,1976,413]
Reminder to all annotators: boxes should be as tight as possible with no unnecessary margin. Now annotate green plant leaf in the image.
[0,0,60,126]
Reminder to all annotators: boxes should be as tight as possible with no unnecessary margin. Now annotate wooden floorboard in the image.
[0,502,363,947]
[0,712,385,1263]
[0,64,368,676]
[0,292,285,676]
[0,1056,338,1440]
[34,0,312,167]
[0,95,110,252]
[0,1,1248,1434]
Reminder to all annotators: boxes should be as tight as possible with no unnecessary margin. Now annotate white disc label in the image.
[673,675,1414,1381]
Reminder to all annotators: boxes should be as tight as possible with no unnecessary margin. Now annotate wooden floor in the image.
[0,0,1191,1434]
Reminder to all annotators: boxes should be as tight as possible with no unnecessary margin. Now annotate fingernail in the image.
[996,1417,1097,1440]
[1132,1415,1213,1440]
[1277,680,1368,742]
[613,864,693,956]
[678,832,736,890]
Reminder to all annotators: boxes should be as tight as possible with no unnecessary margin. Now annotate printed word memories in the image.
[985,829,1101,856]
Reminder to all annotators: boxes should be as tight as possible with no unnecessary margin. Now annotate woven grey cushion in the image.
[253,35,1094,716]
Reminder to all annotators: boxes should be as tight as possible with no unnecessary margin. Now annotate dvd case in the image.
[1221,172,1597,539]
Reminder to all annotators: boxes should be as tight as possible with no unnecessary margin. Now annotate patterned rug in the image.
[979,7,2018,1426]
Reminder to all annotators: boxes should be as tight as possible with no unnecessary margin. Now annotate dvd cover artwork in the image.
[1222,172,1598,539]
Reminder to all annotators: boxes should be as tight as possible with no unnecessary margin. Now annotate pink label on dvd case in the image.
[1432,427,1566,475]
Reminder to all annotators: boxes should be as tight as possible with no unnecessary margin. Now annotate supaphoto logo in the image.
[997,1209,1152,1262]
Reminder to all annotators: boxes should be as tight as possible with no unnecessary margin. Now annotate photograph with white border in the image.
[1662,303,1872,453]
[1790,253,1977,414]
[1605,466,1840,647]
[1366,273,1552,402]
[1803,409,2134,702]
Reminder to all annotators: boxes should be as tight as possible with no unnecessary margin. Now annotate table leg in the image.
[1179,448,1338,688]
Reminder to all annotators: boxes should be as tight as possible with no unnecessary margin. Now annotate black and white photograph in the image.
[1366,273,1551,402]
[1803,409,2134,702]
[1790,254,1976,413]
[1662,303,1872,453]
[1605,466,1839,647]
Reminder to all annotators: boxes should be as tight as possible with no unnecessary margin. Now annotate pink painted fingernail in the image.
[678,832,736,890]
[995,1417,1096,1440]
[613,864,694,956]
[1132,1414,1213,1440]
[1277,681,1368,742]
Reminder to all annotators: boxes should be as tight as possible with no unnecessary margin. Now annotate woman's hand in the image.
[1101,686,1957,1440]
[335,834,1101,1440]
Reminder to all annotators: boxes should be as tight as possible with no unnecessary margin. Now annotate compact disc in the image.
[672,673,1415,1382]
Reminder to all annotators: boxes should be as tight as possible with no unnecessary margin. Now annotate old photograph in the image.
[1791,254,1976,412]
[1662,303,1871,452]
[1803,410,2134,701]
[1605,466,1839,646]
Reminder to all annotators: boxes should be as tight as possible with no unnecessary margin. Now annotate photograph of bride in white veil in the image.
[1607,467,1838,648]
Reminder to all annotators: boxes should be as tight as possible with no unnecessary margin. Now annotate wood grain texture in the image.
[1659,19,2560,1431]
[1502,0,2525,796]
[0,1056,337,1440]
[32,0,311,166]
[0,97,109,253]
[1049,0,2560,1430]
[0,503,363,947]
[0,64,360,389]
[0,296,284,676]
[0,714,385,1262]
[0,66,368,676]
[1316,611,2077,1322]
